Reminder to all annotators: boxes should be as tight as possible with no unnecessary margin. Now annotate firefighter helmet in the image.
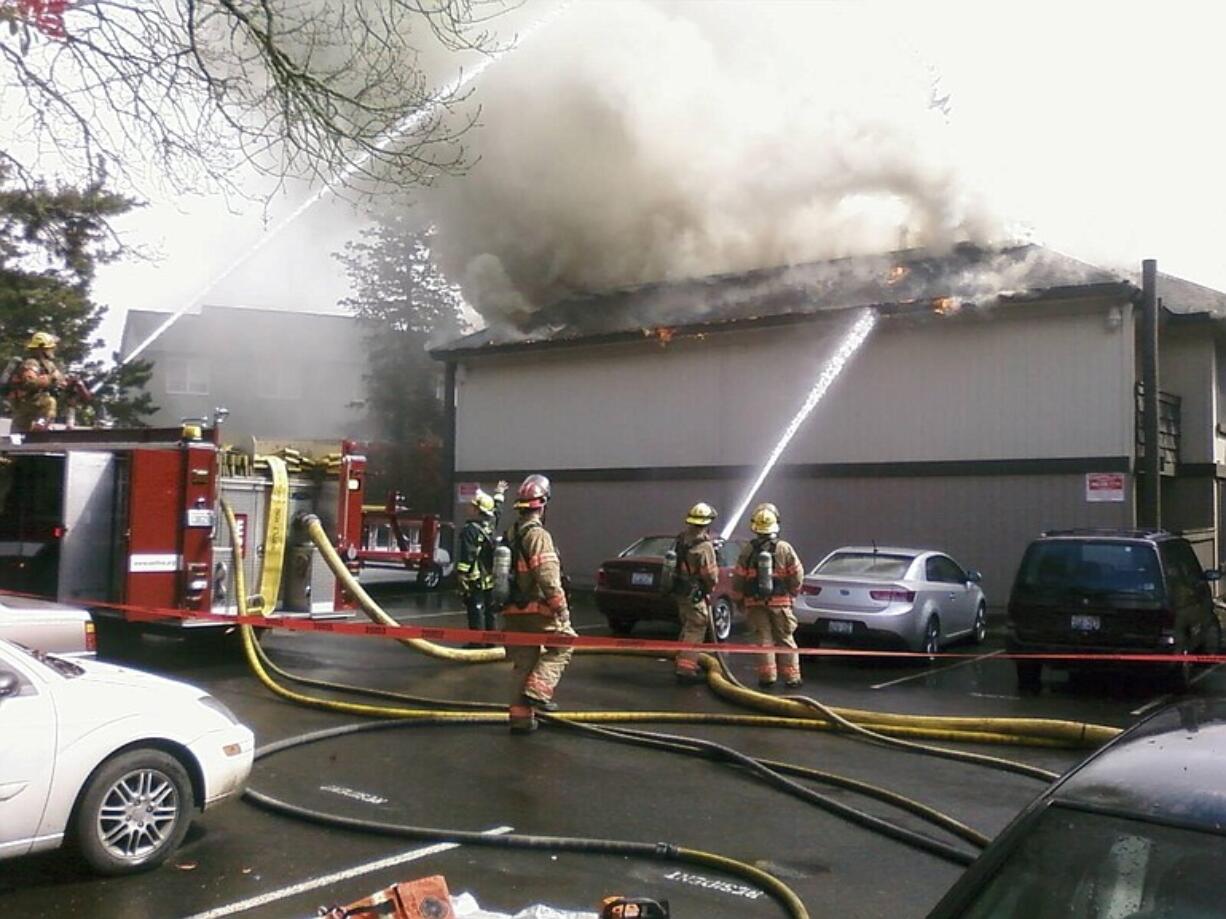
[471,489,497,517]
[750,503,780,536]
[685,502,718,526]
[514,474,551,510]
[26,331,57,351]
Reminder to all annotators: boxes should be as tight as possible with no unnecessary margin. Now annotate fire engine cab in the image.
[0,424,365,639]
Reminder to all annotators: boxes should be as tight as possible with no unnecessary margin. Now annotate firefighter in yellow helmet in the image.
[732,502,805,689]
[672,501,720,683]
[455,481,508,648]
[5,332,67,433]
[499,474,576,734]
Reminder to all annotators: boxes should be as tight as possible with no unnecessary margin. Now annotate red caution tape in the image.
[4,589,1224,664]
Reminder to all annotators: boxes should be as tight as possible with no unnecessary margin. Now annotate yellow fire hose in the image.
[300,513,1117,750]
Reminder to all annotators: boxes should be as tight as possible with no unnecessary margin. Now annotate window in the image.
[620,536,676,558]
[1014,541,1162,599]
[926,555,966,584]
[815,552,914,580]
[954,806,1226,919]
[164,356,209,395]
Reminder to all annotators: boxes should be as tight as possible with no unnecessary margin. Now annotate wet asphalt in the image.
[3,583,1221,919]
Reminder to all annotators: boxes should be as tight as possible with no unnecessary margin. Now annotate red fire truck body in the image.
[0,426,365,630]
[358,495,454,589]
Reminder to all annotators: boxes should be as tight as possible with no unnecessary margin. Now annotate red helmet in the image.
[515,474,551,510]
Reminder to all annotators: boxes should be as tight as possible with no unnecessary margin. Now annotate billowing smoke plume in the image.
[425,1,998,327]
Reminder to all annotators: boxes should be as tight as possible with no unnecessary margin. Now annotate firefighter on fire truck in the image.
[4,331,67,432]
[455,480,508,647]
[670,501,719,683]
[732,502,805,689]
[496,474,576,734]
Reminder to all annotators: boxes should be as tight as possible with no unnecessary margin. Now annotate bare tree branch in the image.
[0,0,514,199]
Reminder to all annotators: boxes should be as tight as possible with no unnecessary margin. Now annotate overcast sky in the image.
[93,0,1226,356]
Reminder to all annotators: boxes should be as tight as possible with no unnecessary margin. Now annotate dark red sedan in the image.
[595,535,746,640]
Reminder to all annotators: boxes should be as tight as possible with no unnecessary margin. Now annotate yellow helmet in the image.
[26,331,57,351]
[750,503,780,536]
[685,502,717,527]
[471,489,497,517]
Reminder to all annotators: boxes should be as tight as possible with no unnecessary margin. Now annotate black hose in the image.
[246,719,810,919]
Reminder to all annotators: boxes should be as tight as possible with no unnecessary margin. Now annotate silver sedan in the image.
[794,547,986,655]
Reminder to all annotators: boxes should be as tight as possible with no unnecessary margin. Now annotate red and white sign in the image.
[1086,472,1126,503]
[456,482,481,504]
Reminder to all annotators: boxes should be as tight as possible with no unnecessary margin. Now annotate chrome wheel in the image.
[923,617,941,661]
[96,769,181,862]
[418,565,441,590]
[711,597,733,642]
[973,604,987,644]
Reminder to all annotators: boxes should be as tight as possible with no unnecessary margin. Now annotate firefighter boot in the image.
[509,703,538,734]
[525,693,558,713]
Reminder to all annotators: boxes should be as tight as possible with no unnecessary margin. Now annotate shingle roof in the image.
[431,243,1225,357]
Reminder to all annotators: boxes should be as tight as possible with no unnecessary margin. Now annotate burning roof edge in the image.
[430,245,1225,360]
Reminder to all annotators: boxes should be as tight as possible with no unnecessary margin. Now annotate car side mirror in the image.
[966,570,983,584]
[1204,569,1222,582]
[0,670,19,699]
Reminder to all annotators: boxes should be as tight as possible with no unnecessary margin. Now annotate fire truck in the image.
[0,424,366,641]
[358,492,454,590]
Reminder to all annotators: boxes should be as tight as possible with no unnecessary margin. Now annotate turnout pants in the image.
[503,608,576,705]
[10,393,56,432]
[674,595,710,676]
[463,588,497,634]
[746,603,801,683]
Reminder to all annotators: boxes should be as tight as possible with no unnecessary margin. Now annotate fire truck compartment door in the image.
[57,452,117,603]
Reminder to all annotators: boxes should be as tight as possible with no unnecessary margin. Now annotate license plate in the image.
[1071,614,1100,632]
[827,620,854,635]
[631,571,654,587]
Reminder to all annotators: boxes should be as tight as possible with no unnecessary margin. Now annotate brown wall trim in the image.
[456,456,1132,484]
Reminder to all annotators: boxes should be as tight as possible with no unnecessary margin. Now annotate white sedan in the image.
[0,639,254,874]
[795,547,987,655]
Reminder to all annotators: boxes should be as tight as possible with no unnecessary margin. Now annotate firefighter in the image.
[672,501,720,683]
[455,480,508,647]
[500,473,576,734]
[732,502,805,689]
[5,332,67,433]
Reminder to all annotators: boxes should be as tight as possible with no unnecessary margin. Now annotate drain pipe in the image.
[1139,259,1161,528]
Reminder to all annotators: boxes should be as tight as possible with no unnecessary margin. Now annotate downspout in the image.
[1140,259,1161,528]
[443,361,457,524]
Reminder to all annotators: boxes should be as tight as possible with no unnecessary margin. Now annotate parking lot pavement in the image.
[4,588,1222,918]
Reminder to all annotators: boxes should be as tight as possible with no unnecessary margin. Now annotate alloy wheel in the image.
[96,768,181,863]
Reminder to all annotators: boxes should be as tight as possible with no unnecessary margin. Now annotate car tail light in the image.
[85,620,96,652]
[51,525,65,539]
[596,569,608,588]
[870,588,915,602]
[800,584,822,596]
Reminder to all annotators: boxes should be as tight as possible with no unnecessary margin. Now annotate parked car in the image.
[927,696,1226,918]
[0,638,254,874]
[0,594,95,657]
[595,536,746,640]
[795,547,986,655]
[1006,529,1222,692]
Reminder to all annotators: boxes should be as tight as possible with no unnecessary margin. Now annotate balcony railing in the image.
[1135,383,1181,476]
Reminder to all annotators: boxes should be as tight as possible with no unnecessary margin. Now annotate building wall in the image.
[455,299,1134,471]
[1162,326,1215,465]
[121,307,372,443]
[529,473,1132,600]
[452,297,1139,599]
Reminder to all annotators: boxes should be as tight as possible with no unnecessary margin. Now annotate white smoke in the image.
[426,0,998,326]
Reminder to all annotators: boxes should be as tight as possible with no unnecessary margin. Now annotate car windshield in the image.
[814,552,914,579]
[952,804,1226,918]
[15,642,85,678]
[619,536,675,558]
[1015,541,1162,598]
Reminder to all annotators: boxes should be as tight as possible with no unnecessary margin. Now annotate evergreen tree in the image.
[337,218,467,512]
[0,170,156,425]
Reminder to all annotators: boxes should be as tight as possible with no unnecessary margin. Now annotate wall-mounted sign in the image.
[456,482,481,504]
[1086,472,1126,503]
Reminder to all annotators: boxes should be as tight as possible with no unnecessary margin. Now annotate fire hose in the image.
[222,503,1121,913]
